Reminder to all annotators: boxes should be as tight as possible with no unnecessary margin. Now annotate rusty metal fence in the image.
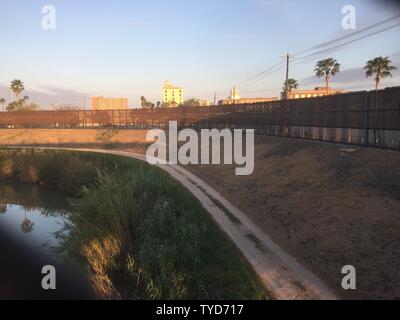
[1,86,400,149]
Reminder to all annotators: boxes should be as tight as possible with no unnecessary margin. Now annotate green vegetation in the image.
[314,58,341,95]
[140,96,156,109]
[183,98,201,107]
[278,56,396,100]
[95,129,119,142]
[364,56,397,91]
[283,78,299,96]
[0,148,267,300]
[10,79,25,99]
[7,79,39,112]
[0,98,6,112]
[364,56,397,145]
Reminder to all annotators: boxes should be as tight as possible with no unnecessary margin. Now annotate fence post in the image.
[365,92,369,146]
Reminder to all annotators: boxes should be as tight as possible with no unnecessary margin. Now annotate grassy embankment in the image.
[0,148,267,300]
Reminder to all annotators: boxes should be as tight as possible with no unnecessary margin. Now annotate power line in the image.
[282,53,295,99]
[249,63,285,83]
[248,19,400,87]
[293,21,400,63]
[295,14,400,56]
[242,61,284,84]
[212,14,400,98]
[245,15,400,85]
[239,86,282,94]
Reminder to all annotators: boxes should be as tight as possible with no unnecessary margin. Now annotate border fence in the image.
[1,86,399,149]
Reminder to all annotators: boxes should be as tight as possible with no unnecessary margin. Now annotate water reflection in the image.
[0,182,71,257]
[21,208,34,233]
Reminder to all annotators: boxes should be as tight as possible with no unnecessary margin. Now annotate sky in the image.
[0,0,400,108]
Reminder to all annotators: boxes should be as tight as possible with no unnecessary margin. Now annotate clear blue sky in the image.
[0,0,399,108]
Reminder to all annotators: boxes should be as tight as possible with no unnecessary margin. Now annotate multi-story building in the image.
[92,97,128,110]
[218,86,278,105]
[282,87,348,100]
[163,81,184,106]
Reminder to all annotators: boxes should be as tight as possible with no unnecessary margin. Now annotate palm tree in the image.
[284,79,299,97]
[140,96,146,108]
[21,218,34,233]
[19,96,29,107]
[10,79,25,101]
[0,98,6,112]
[364,56,397,91]
[364,56,397,145]
[314,58,341,95]
[140,96,155,109]
[21,208,34,234]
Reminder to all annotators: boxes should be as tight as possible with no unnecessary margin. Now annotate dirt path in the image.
[38,147,336,300]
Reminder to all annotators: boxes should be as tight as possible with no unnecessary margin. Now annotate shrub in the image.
[0,148,266,300]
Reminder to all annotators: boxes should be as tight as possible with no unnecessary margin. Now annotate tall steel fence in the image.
[1,86,400,149]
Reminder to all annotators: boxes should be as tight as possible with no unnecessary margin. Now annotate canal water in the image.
[0,182,71,260]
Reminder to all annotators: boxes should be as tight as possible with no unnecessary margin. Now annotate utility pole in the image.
[281,53,294,100]
[213,92,217,106]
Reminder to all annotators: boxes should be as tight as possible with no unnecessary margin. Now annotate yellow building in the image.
[92,97,128,110]
[284,87,348,100]
[163,81,184,106]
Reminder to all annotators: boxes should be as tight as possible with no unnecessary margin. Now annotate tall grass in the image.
[0,148,267,300]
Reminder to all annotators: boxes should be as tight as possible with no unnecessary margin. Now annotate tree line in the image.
[140,96,204,109]
[0,56,396,112]
[284,56,397,97]
[0,80,39,112]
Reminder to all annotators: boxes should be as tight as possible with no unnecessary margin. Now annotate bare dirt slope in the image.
[187,136,400,300]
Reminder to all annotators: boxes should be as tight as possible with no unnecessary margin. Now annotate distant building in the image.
[218,86,278,105]
[199,99,211,106]
[230,86,241,101]
[92,97,128,110]
[283,87,349,100]
[163,81,184,107]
